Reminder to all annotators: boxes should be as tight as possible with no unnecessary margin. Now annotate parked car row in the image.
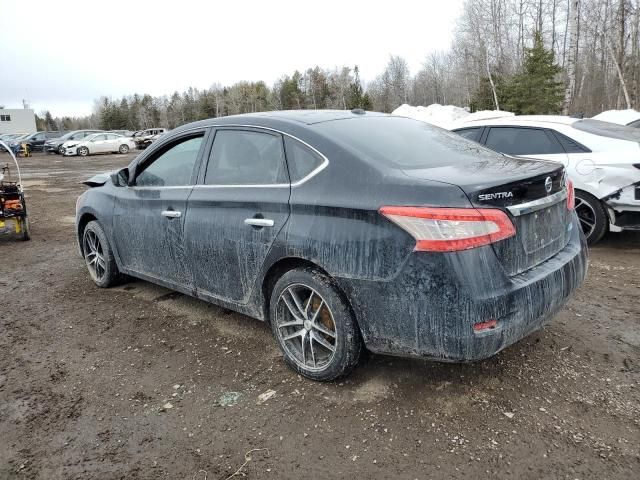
[0,133,30,152]
[450,115,640,244]
[1,128,168,157]
[3,131,64,153]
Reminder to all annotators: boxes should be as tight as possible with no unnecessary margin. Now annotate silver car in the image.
[63,133,136,156]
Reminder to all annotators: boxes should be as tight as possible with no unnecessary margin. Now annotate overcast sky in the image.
[0,0,463,117]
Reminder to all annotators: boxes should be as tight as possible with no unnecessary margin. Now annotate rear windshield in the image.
[573,119,640,142]
[313,116,496,168]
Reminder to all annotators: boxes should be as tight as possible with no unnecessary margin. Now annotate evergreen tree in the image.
[347,66,369,109]
[502,32,564,114]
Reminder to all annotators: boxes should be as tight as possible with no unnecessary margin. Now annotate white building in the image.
[0,108,37,134]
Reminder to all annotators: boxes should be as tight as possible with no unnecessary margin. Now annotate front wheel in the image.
[575,190,608,244]
[118,144,129,154]
[82,221,123,287]
[78,146,89,156]
[270,268,363,381]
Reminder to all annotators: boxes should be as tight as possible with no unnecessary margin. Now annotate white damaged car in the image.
[63,133,136,157]
[450,116,640,244]
[593,109,640,128]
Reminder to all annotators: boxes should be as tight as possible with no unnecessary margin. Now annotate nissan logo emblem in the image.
[545,177,553,193]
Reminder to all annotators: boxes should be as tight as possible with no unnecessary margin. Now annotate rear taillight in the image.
[379,206,515,252]
[567,179,575,210]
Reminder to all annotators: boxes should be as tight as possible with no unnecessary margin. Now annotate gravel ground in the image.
[0,152,638,479]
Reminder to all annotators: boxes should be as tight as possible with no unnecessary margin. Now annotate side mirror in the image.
[112,168,130,187]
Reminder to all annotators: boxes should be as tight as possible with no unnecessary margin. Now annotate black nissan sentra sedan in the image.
[76,110,588,381]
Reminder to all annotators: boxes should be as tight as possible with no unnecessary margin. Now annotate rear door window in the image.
[550,130,591,153]
[283,136,324,182]
[485,127,564,155]
[454,127,483,142]
[204,129,288,185]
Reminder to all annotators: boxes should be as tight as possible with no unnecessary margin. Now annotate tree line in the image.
[39,0,639,131]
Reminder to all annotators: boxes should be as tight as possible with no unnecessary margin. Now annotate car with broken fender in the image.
[63,133,135,156]
[45,129,104,154]
[76,110,588,381]
[451,115,640,244]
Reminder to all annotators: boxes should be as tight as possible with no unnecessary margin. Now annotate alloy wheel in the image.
[575,196,596,239]
[275,284,337,372]
[83,229,106,282]
[119,144,129,154]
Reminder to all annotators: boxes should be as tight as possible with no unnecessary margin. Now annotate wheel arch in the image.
[260,257,360,331]
[77,212,98,256]
[573,187,610,242]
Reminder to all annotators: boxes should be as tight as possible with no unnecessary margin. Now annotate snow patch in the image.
[392,103,514,130]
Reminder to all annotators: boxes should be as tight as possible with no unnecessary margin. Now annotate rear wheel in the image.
[118,144,129,154]
[82,221,123,287]
[78,146,89,156]
[270,268,363,381]
[575,190,608,244]
[58,146,65,154]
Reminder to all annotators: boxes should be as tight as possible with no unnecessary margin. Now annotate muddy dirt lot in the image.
[0,151,638,479]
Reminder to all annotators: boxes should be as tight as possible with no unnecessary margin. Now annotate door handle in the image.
[244,218,274,227]
[161,210,182,218]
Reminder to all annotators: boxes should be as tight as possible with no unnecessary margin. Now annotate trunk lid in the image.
[403,155,573,276]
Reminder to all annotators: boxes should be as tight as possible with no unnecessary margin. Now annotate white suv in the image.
[451,115,640,244]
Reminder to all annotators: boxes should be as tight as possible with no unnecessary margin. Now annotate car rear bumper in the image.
[339,215,588,362]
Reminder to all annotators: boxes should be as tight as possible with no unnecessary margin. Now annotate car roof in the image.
[171,110,389,135]
[454,115,578,128]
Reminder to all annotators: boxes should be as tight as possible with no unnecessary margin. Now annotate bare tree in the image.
[563,0,579,114]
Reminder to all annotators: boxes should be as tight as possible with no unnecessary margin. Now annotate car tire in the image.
[270,268,363,381]
[118,144,129,154]
[78,146,89,156]
[58,146,65,154]
[20,217,31,241]
[82,220,124,288]
[575,190,608,245]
